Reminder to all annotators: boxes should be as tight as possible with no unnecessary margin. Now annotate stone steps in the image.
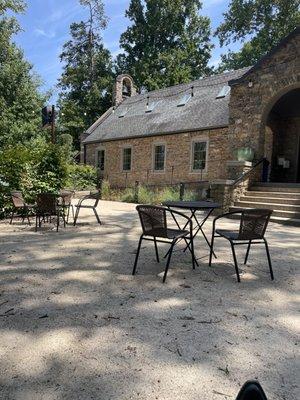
[231,182,300,226]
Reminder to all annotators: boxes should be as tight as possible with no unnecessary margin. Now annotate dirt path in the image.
[0,200,299,400]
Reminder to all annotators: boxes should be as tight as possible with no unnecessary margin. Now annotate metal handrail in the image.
[231,157,267,186]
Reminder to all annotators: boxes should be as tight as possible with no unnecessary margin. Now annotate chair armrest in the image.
[212,210,243,234]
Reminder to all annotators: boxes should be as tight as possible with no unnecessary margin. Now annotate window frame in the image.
[95,146,106,172]
[121,145,132,172]
[152,142,166,172]
[190,139,208,173]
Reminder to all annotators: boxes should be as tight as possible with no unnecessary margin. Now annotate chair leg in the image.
[230,242,241,283]
[73,207,80,226]
[35,215,38,232]
[189,234,196,270]
[71,205,75,221]
[132,236,143,275]
[93,207,101,224]
[163,240,176,283]
[56,212,60,232]
[209,233,215,266]
[263,239,274,280]
[244,240,252,264]
[154,238,159,262]
[9,211,14,225]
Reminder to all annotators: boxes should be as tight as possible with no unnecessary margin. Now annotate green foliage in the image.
[58,0,113,149]
[66,164,98,190]
[116,0,213,91]
[0,137,68,215]
[216,0,300,70]
[0,1,46,147]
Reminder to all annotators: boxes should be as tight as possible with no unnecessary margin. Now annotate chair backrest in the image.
[89,191,101,207]
[11,191,25,208]
[136,205,167,236]
[238,209,272,240]
[59,190,74,206]
[36,193,57,215]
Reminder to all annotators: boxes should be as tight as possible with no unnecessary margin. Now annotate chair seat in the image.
[145,228,189,239]
[216,229,240,240]
[216,229,263,241]
[75,204,96,208]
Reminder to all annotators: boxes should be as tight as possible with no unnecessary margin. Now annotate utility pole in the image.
[51,105,56,144]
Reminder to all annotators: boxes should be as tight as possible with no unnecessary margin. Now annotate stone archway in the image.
[262,86,300,183]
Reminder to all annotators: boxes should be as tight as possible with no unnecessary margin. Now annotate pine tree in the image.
[58,0,113,149]
[116,0,212,91]
[216,0,300,71]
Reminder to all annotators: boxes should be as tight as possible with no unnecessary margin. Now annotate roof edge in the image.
[229,26,300,86]
[83,124,229,145]
[84,106,114,136]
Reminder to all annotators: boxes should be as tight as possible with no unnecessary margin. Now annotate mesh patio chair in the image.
[59,190,75,223]
[35,193,65,232]
[10,191,35,225]
[209,209,274,282]
[235,380,268,400]
[73,191,101,226]
[132,205,197,283]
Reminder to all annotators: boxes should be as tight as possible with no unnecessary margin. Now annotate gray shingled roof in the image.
[84,67,250,144]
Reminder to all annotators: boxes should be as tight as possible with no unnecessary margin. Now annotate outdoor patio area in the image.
[0,200,298,400]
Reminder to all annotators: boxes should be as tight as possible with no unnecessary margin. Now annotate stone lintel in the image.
[226,160,253,168]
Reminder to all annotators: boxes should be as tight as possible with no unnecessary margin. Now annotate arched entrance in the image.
[264,88,300,183]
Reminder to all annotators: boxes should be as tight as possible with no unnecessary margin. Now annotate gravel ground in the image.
[0,200,299,400]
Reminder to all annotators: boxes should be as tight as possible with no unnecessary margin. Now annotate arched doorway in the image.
[264,88,300,183]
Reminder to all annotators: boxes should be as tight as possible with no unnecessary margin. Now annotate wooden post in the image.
[134,181,139,203]
[179,182,185,200]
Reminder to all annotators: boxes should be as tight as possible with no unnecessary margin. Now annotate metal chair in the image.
[10,191,34,225]
[132,205,197,283]
[35,193,65,232]
[59,190,75,223]
[209,209,274,282]
[235,380,268,400]
[73,191,101,226]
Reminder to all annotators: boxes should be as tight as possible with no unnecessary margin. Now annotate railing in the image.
[231,157,269,187]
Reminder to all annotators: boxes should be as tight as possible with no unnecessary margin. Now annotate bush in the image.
[0,137,68,216]
[66,164,97,190]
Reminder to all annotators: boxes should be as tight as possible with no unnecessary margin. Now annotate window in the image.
[216,85,231,99]
[153,144,166,171]
[192,141,207,171]
[146,100,162,113]
[97,149,105,171]
[177,93,192,107]
[118,107,129,118]
[122,147,132,171]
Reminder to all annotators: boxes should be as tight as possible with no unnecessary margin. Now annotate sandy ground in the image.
[0,200,299,400]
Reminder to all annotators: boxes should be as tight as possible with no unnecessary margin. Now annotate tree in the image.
[58,0,113,149]
[216,0,300,71]
[0,0,45,147]
[116,0,212,91]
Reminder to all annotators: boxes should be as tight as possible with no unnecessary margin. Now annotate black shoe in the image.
[236,381,268,400]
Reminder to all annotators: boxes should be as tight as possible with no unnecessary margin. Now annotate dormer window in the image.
[146,100,162,113]
[177,94,192,107]
[118,108,129,118]
[216,85,231,99]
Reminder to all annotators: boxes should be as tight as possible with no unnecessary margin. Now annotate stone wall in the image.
[228,30,300,165]
[84,127,229,187]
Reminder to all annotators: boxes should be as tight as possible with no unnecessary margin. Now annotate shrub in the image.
[0,137,68,216]
[66,164,97,190]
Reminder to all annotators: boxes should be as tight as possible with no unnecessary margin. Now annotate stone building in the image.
[82,27,300,221]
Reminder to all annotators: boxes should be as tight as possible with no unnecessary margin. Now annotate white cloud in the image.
[34,28,56,39]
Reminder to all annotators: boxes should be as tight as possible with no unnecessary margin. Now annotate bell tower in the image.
[113,74,136,106]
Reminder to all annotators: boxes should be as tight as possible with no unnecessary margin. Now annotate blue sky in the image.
[14,0,241,102]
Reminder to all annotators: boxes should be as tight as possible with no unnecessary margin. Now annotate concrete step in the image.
[245,191,300,199]
[251,183,300,193]
[235,201,300,213]
[240,196,300,205]
[229,207,300,226]
[230,205,300,220]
